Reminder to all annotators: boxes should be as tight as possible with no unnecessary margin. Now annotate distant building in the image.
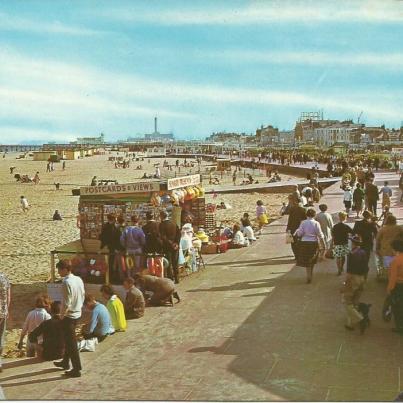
[71,133,105,145]
[144,117,174,141]
[255,124,279,145]
[315,122,363,147]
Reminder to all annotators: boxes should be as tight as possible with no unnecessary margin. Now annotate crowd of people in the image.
[283,167,403,334]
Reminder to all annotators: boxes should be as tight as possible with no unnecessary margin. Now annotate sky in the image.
[0,0,403,143]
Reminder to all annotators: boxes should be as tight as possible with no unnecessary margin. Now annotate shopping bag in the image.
[178,247,186,266]
[77,337,98,352]
[285,232,294,244]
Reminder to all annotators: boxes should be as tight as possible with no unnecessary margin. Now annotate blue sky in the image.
[0,0,402,143]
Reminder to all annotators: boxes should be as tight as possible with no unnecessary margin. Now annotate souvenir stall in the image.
[48,175,209,299]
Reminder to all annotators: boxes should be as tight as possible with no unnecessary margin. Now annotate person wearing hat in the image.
[342,234,369,333]
[387,240,403,333]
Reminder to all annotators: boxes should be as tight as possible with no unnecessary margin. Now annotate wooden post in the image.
[50,252,55,282]
[105,254,110,285]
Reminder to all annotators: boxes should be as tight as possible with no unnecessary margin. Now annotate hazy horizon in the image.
[1,0,402,143]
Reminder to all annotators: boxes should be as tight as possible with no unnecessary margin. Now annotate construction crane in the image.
[357,111,363,123]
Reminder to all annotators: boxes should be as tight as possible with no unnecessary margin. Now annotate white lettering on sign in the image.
[80,182,160,195]
[167,174,201,190]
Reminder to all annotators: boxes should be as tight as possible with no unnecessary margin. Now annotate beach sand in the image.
[0,151,298,357]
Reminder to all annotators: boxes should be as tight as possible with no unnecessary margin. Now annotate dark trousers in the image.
[165,248,179,283]
[391,284,403,330]
[367,199,377,216]
[290,236,299,259]
[362,246,372,265]
[61,317,82,371]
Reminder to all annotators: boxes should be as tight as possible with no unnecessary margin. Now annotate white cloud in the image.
[0,12,102,36]
[99,1,403,25]
[0,47,401,143]
[206,49,403,70]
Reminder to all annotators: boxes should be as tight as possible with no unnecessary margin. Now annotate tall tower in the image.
[154,117,158,133]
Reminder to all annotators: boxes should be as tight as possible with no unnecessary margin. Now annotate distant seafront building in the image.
[144,117,174,141]
[71,133,105,145]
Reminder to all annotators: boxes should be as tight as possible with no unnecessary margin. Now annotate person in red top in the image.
[387,240,403,334]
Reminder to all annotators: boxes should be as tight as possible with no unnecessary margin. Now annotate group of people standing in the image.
[100,210,181,284]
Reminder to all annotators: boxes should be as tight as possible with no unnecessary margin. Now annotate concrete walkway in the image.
[1,172,402,401]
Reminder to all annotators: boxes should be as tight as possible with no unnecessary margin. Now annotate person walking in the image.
[256,200,269,235]
[33,171,40,185]
[20,195,30,212]
[286,197,306,260]
[365,179,379,217]
[343,185,353,215]
[53,260,85,378]
[315,204,334,259]
[0,271,10,372]
[353,182,365,218]
[294,208,325,284]
[387,240,403,333]
[342,235,369,333]
[159,211,181,283]
[379,181,392,209]
[353,210,377,265]
[332,211,353,276]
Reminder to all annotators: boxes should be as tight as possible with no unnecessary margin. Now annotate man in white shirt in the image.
[54,260,85,378]
[20,195,29,212]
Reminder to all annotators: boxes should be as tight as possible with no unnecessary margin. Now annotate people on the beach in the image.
[53,210,62,221]
[20,195,30,212]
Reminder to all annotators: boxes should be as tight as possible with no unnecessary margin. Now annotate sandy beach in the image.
[0,151,299,357]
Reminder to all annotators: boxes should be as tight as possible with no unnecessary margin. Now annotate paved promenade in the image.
[1,171,402,401]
